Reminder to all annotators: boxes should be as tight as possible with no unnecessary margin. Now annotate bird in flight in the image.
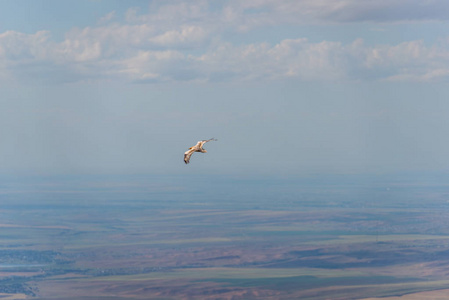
[184,138,217,164]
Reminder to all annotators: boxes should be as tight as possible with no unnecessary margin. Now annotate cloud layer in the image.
[232,0,449,24]
[1,0,449,83]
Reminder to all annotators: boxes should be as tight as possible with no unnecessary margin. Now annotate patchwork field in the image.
[1,175,449,299]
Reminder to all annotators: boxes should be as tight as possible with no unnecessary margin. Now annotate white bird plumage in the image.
[184,138,217,164]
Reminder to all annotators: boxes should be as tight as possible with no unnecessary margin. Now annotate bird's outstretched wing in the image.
[199,138,217,147]
[184,148,196,164]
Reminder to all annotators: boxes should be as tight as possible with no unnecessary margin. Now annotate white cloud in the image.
[119,50,187,82]
[194,39,349,81]
[363,40,449,81]
[1,27,449,83]
[1,1,449,83]
[149,25,208,47]
[98,11,116,24]
[0,30,51,60]
[191,38,449,82]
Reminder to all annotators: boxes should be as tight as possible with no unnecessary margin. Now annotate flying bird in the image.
[184,138,217,164]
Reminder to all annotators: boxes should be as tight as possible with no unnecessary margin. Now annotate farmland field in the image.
[1,174,449,299]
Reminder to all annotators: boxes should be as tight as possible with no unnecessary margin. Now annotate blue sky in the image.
[1,0,449,176]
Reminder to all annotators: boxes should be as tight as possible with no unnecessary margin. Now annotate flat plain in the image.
[1,174,449,299]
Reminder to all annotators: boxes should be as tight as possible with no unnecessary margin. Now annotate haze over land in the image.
[2,174,449,299]
[1,1,449,299]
